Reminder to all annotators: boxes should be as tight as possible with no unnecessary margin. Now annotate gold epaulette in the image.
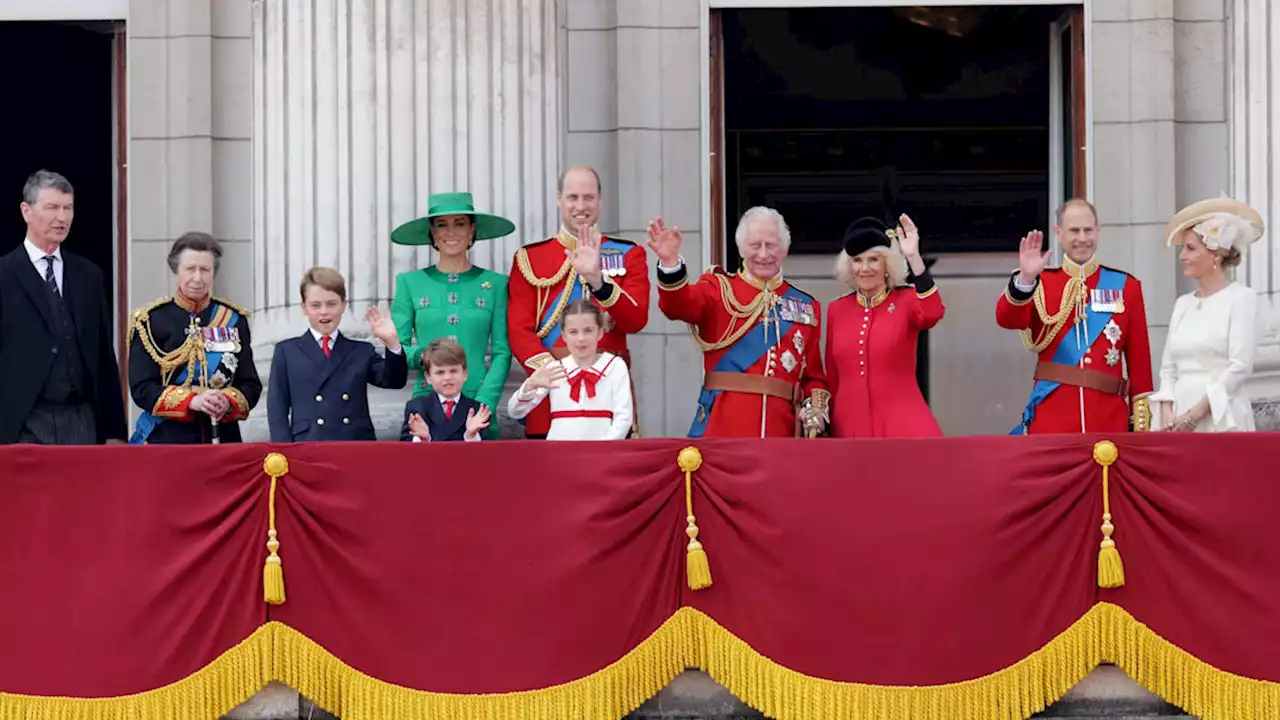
[212,296,253,318]
[128,296,173,342]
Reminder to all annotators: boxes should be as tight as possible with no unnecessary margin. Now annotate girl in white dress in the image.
[1151,198,1265,432]
[508,300,634,440]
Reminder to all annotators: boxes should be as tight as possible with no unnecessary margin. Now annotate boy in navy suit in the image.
[268,267,408,441]
[401,339,491,442]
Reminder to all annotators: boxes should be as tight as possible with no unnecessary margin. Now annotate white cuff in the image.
[411,435,423,443]
[657,257,686,274]
[464,432,482,442]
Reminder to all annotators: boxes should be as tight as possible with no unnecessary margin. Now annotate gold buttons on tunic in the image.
[1084,358,1093,365]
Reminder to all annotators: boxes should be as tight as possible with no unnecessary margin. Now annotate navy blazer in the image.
[400,394,481,442]
[268,331,408,442]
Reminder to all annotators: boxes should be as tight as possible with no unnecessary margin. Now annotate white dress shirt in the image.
[309,327,338,350]
[24,238,63,294]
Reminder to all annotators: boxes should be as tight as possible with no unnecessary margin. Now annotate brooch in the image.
[481,280,492,290]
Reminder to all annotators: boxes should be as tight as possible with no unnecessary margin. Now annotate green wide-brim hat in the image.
[391,192,516,246]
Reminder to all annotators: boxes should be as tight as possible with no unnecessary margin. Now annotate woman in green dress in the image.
[391,192,513,437]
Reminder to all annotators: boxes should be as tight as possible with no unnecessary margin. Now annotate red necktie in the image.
[443,399,456,420]
[321,335,332,358]
[568,370,601,402]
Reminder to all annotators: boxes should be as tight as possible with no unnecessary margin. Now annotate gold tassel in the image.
[1093,441,1124,588]
[679,446,712,590]
[263,452,289,605]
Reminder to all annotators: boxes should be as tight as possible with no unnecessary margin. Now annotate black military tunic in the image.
[128,294,262,444]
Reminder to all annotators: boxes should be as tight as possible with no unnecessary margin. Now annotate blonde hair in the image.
[834,246,909,289]
[299,266,347,302]
[559,299,613,332]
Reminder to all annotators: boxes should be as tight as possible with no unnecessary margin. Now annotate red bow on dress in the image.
[567,369,602,402]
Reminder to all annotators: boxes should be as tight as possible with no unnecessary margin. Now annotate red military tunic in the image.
[996,257,1154,434]
[826,275,945,438]
[657,263,827,438]
[507,227,650,436]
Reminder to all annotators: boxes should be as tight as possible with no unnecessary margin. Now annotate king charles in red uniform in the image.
[506,166,649,437]
[648,208,828,438]
[997,200,1153,434]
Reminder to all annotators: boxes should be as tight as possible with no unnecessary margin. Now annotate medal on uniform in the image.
[1091,289,1122,312]
[1103,320,1123,366]
[781,350,798,372]
[793,330,805,355]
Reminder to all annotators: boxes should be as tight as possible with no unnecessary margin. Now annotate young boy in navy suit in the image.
[401,339,491,442]
[268,267,408,441]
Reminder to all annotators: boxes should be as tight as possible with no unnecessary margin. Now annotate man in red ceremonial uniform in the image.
[996,199,1153,435]
[507,166,650,438]
[648,207,828,438]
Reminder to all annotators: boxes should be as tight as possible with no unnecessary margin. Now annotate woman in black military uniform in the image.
[128,232,261,444]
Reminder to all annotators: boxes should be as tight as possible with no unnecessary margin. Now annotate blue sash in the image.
[1011,269,1126,435]
[687,285,807,438]
[539,239,632,348]
[130,305,241,444]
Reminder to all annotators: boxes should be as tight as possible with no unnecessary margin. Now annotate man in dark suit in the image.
[0,170,127,445]
[268,266,408,441]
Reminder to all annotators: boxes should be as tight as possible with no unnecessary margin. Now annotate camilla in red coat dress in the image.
[826,215,945,438]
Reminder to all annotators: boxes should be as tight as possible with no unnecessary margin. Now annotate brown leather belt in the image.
[703,371,798,402]
[1034,362,1127,397]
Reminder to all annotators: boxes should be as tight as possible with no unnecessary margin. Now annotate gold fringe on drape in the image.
[3,605,1279,720]
[0,624,274,720]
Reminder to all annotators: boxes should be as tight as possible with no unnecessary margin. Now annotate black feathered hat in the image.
[841,216,896,257]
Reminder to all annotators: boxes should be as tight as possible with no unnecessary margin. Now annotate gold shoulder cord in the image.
[1021,276,1086,354]
[689,275,776,352]
[130,302,207,387]
[516,247,580,340]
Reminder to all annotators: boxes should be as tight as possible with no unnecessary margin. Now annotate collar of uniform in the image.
[1062,256,1099,280]
[556,224,602,250]
[855,286,890,308]
[174,291,211,314]
[738,269,783,292]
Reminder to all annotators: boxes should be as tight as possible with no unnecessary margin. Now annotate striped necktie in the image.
[43,255,59,296]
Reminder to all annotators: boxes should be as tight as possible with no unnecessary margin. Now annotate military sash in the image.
[1011,268,1126,435]
[539,239,632,348]
[130,303,242,444]
[687,285,807,438]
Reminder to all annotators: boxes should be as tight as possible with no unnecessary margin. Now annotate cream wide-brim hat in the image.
[1162,197,1265,250]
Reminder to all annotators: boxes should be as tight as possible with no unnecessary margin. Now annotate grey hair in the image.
[166,231,223,274]
[734,206,792,254]
[22,170,74,206]
[834,246,909,290]
[1055,198,1099,227]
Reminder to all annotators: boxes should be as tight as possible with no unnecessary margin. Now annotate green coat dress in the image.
[392,266,511,436]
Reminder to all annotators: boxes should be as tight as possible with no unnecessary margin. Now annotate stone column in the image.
[1227,0,1280,416]
[564,0,704,437]
[129,0,254,308]
[250,0,562,349]
[1091,0,1182,383]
